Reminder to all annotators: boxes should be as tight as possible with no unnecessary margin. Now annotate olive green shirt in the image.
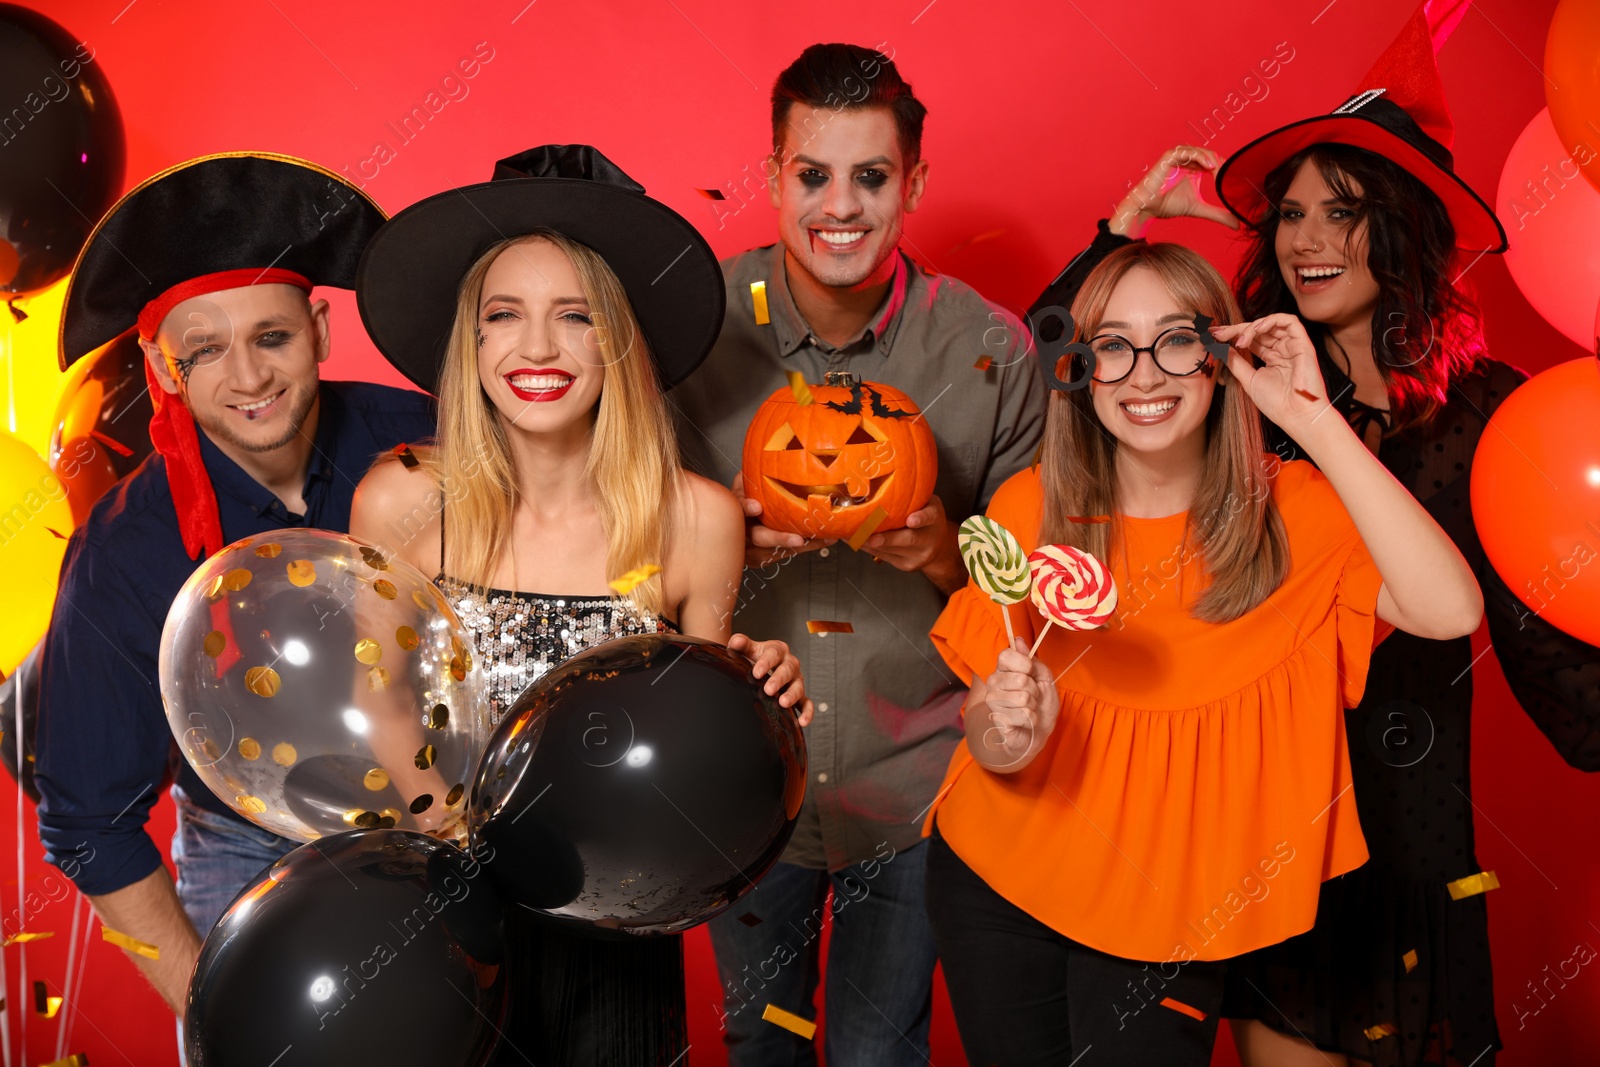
[671,243,1046,870]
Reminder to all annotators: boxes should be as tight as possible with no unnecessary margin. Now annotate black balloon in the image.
[186,830,507,1067]
[0,642,39,803]
[471,634,807,935]
[50,330,153,523]
[0,5,124,299]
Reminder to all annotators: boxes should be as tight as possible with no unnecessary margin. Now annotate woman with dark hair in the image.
[1028,17,1600,1066]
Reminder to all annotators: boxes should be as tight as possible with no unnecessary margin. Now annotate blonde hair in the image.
[1038,242,1288,623]
[422,229,679,615]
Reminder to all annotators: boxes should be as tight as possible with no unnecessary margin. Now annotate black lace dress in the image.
[1031,223,1600,1066]
[435,560,689,1067]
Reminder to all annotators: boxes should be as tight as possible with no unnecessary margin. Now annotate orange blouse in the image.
[926,459,1383,964]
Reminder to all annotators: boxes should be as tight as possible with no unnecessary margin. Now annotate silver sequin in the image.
[434,576,671,726]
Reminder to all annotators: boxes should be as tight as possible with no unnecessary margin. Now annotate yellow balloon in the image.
[0,277,71,455]
[0,432,74,674]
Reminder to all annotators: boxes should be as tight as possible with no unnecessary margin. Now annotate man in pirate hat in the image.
[34,153,434,1013]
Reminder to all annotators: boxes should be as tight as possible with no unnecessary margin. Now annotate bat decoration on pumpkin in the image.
[742,372,939,541]
[822,380,919,420]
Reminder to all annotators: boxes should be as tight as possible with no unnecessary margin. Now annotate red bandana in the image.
[138,268,313,560]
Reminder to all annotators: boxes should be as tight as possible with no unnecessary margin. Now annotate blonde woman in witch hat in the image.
[349,143,813,1066]
[1027,3,1600,1064]
[35,153,435,1019]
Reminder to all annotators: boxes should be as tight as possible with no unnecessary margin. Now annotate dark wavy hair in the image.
[771,44,926,165]
[1235,144,1486,434]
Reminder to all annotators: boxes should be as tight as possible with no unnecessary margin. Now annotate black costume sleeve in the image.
[1483,559,1600,770]
[1025,220,1136,341]
[1460,360,1600,771]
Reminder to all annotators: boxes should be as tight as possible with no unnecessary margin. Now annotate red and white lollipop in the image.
[1027,544,1118,654]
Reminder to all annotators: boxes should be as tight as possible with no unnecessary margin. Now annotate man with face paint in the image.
[33,154,434,1022]
[672,43,1047,1067]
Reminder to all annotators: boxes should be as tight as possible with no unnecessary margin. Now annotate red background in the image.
[7,0,1598,1063]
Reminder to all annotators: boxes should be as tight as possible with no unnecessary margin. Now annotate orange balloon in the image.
[1546,0,1600,195]
[0,432,74,673]
[1470,359,1600,645]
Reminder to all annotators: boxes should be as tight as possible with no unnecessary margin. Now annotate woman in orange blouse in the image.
[922,242,1482,1066]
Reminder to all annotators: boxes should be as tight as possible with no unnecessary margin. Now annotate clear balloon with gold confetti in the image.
[158,529,487,845]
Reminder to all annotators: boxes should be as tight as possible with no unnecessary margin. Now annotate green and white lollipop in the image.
[958,515,1029,645]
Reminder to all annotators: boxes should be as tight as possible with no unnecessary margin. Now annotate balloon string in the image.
[15,720,26,1062]
[63,899,93,1059]
[1028,618,1054,658]
[54,894,86,1061]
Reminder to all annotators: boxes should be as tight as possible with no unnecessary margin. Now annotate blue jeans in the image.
[169,789,298,940]
[708,840,937,1067]
[170,790,298,1064]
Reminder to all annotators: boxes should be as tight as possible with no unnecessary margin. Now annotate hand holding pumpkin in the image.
[862,494,966,594]
[731,471,837,568]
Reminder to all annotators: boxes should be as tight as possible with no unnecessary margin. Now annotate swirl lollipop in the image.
[957,516,1029,645]
[1027,544,1118,655]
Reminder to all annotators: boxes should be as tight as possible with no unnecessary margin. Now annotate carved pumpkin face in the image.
[741,376,938,540]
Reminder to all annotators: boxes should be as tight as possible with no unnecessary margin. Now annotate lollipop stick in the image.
[1000,602,1016,647]
[1028,618,1055,658]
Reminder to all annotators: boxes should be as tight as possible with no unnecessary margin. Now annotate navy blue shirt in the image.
[35,381,435,895]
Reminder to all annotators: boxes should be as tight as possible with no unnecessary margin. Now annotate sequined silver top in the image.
[435,575,673,726]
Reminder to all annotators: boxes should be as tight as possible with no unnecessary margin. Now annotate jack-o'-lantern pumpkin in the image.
[742,372,938,540]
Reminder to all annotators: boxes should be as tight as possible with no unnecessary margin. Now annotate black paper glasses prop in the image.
[1027,306,1233,392]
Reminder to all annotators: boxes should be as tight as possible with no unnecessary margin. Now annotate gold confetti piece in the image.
[750,281,771,325]
[272,742,298,767]
[353,811,381,829]
[761,1003,816,1041]
[806,620,855,634]
[414,745,437,770]
[342,809,364,826]
[373,579,397,600]
[445,783,465,807]
[287,560,316,587]
[203,630,225,657]
[204,574,226,600]
[1160,997,1207,1022]
[1363,1022,1397,1041]
[1446,870,1500,901]
[354,638,383,665]
[102,927,159,960]
[786,370,813,405]
[244,666,280,698]
[410,794,433,814]
[974,355,994,371]
[364,769,390,792]
[609,564,663,595]
[238,738,261,761]
[396,625,419,651]
[696,187,727,200]
[42,1054,88,1067]
[377,814,397,829]
[1403,949,1418,972]
[368,666,391,692]
[845,506,890,552]
[5,932,53,945]
[221,568,252,592]
[449,657,466,682]
[38,994,62,1020]
[254,543,282,558]
[237,795,267,815]
[427,704,450,730]
[360,546,389,571]
[393,443,420,469]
